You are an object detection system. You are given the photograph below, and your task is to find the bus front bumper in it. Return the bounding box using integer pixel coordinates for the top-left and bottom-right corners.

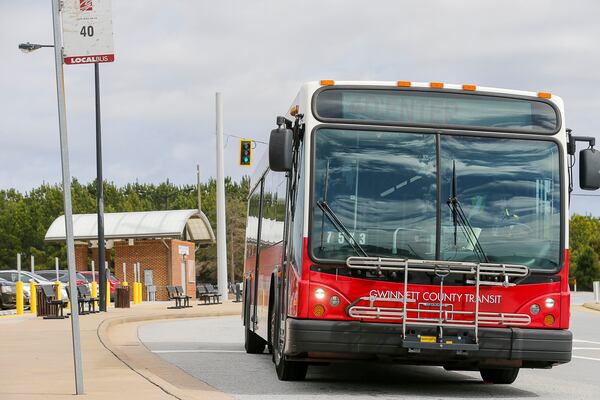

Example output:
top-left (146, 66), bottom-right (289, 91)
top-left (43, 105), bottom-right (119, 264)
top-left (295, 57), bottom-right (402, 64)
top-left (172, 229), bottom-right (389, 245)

top-left (284, 318), bottom-right (572, 368)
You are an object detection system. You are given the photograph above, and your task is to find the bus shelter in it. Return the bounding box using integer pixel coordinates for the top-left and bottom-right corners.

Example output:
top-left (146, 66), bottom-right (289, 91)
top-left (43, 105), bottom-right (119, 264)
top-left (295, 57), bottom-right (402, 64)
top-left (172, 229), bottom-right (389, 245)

top-left (45, 209), bottom-right (215, 300)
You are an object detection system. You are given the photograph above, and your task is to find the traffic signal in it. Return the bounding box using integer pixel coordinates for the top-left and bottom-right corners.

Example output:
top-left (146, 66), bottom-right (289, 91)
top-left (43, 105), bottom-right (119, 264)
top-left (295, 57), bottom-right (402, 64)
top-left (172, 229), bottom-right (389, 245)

top-left (239, 139), bottom-right (252, 166)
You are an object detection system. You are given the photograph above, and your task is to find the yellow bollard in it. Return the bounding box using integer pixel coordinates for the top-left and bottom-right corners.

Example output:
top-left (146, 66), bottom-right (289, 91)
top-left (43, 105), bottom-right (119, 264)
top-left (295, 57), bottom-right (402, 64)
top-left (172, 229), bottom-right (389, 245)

top-left (133, 282), bottom-right (138, 304)
top-left (91, 281), bottom-right (98, 310)
top-left (55, 281), bottom-right (62, 300)
top-left (106, 279), bottom-right (111, 308)
top-left (29, 281), bottom-right (37, 315)
top-left (16, 281), bottom-right (24, 316)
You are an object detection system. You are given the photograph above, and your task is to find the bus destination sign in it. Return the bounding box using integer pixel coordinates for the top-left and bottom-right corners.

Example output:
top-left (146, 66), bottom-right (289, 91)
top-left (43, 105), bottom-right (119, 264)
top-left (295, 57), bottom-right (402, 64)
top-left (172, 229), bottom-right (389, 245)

top-left (61, 0), bottom-right (115, 65)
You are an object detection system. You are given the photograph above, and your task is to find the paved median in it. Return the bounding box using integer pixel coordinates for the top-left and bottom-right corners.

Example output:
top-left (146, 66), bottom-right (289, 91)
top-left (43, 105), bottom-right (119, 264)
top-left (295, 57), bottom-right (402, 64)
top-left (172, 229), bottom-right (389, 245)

top-left (0, 301), bottom-right (241, 400)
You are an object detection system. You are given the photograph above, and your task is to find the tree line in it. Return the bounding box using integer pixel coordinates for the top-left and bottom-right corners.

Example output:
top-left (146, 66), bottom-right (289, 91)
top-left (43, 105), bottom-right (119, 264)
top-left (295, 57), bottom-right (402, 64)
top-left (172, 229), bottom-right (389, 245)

top-left (569, 214), bottom-right (600, 290)
top-left (0, 178), bottom-right (249, 282)
top-left (1, 180), bottom-right (599, 289)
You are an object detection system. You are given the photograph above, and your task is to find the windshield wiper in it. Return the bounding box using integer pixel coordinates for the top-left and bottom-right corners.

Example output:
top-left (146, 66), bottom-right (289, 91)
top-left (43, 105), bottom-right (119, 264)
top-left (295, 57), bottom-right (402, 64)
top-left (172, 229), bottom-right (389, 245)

top-left (447, 160), bottom-right (490, 263)
top-left (317, 200), bottom-right (369, 257)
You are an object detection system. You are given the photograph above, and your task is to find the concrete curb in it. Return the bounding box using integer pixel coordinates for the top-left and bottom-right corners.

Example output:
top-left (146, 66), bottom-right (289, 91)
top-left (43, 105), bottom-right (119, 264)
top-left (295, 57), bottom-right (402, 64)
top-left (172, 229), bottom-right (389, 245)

top-left (582, 302), bottom-right (600, 312)
top-left (98, 305), bottom-right (240, 400)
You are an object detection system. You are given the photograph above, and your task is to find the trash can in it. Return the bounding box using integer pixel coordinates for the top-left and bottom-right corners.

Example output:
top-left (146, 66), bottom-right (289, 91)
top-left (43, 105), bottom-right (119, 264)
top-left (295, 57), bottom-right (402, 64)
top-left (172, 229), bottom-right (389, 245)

top-left (115, 287), bottom-right (130, 308)
top-left (36, 285), bottom-right (59, 317)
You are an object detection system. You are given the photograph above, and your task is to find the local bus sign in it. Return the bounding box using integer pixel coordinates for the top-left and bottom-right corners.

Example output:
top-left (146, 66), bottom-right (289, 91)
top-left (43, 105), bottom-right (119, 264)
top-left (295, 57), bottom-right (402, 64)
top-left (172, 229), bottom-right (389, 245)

top-left (61, 0), bottom-right (115, 65)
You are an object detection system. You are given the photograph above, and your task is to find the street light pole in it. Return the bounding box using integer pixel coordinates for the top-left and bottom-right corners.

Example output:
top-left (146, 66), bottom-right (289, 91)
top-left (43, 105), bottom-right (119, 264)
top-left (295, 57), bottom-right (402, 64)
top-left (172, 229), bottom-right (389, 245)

top-left (95, 62), bottom-right (107, 312)
top-left (50, 0), bottom-right (84, 394)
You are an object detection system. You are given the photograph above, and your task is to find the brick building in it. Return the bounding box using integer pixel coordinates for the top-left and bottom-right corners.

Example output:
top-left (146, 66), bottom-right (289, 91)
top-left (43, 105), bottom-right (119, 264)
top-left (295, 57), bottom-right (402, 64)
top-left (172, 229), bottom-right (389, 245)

top-left (45, 209), bottom-right (215, 301)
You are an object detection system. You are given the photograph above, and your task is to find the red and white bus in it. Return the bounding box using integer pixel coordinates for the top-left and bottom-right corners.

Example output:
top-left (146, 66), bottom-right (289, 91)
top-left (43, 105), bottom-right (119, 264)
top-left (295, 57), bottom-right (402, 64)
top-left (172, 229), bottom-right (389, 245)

top-left (242, 81), bottom-right (600, 383)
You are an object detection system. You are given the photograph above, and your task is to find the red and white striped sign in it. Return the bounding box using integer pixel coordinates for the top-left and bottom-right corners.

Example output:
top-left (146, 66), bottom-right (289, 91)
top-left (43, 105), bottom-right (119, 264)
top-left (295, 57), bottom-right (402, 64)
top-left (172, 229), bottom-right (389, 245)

top-left (61, 0), bottom-right (115, 65)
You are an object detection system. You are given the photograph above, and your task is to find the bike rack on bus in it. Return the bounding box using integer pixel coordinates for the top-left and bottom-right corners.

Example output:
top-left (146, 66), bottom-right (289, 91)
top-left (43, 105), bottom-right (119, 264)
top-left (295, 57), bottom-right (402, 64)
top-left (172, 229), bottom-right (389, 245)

top-left (344, 257), bottom-right (531, 350)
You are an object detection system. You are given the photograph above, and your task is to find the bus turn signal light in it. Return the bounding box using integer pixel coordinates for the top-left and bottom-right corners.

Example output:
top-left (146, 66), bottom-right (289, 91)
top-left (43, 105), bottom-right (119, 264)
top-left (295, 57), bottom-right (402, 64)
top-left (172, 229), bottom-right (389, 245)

top-left (313, 304), bottom-right (326, 317)
top-left (544, 314), bottom-right (555, 326)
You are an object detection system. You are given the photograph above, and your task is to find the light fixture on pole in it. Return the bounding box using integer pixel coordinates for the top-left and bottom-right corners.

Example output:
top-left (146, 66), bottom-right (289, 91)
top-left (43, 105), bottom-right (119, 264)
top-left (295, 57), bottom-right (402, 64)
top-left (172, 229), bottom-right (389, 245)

top-left (18, 42), bottom-right (54, 53)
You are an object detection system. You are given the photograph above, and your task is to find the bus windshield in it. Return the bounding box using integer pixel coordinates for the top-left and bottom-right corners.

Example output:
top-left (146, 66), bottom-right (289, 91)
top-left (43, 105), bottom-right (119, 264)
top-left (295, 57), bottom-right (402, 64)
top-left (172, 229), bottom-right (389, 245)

top-left (310, 128), bottom-right (561, 270)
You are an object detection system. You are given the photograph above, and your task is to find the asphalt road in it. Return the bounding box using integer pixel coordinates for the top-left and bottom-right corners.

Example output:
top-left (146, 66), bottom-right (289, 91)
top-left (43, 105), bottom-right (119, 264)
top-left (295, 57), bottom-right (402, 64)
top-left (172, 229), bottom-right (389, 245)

top-left (139, 293), bottom-right (600, 400)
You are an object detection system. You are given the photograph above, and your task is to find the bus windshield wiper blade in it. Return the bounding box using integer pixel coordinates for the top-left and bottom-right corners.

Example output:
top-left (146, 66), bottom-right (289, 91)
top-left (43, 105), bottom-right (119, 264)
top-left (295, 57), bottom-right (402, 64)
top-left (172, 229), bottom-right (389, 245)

top-left (316, 200), bottom-right (369, 257)
top-left (447, 161), bottom-right (490, 263)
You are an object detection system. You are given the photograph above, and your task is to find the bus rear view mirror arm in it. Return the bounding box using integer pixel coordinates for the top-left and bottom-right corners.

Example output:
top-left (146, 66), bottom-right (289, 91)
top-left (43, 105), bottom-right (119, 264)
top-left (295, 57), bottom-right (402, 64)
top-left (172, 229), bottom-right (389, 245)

top-left (567, 130), bottom-right (600, 191)
top-left (269, 117), bottom-right (293, 172)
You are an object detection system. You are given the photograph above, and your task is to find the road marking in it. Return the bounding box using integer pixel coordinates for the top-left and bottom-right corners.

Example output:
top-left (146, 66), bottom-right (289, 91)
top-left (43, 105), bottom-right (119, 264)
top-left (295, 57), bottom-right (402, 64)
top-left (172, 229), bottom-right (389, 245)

top-left (573, 356), bottom-right (600, 362)
top-left (152, 349), bottom-right (245, 354)
top-left (573, 339), bottom-right (600, 345)
top-left (573, 347), bottom-right (600, 350)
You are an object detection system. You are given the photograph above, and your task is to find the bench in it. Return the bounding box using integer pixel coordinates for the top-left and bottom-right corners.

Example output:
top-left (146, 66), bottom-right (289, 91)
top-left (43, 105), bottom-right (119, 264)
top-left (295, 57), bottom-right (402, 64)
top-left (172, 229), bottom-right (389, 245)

top-left (78, 284), bottom-right (98, 313)
top-left (166, 285), bottom-right (189, 309)
top-left (197, 283), bottom-right (221, 305)
top-left (40, 284), bottom-right (68, 319)
top-left (175, 286), bottom-right (192, 308)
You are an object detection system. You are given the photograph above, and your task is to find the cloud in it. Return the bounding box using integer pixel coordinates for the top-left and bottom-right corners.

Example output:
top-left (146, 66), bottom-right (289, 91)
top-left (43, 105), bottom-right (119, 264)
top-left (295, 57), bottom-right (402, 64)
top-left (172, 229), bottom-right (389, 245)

top-left (0, 0), bottom-right (599, 215)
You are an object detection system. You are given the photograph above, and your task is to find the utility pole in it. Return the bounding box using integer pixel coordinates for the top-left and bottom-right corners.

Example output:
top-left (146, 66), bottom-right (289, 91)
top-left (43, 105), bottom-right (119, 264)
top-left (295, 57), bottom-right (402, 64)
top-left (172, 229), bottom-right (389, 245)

top-left (95, 62), bottom-right (107, 312)
top-left (215, 93), bottom-right (228, 301)
top-left (51, 0), bottom-right (84, 393)
top-left (197, 164), bottom-right (202, 212)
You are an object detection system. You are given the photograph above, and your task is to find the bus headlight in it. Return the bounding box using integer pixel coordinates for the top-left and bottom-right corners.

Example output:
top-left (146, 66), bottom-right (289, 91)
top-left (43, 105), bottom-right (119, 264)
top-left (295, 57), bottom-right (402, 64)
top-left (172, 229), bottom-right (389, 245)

top-left (330, 296), bottom-right (340, 306)
top-left (545, 298), bottom-right (555, 309)
top-left (315, 288), bottom-right (326, 300)
top-left (530, 304), bottom-right (540, 315)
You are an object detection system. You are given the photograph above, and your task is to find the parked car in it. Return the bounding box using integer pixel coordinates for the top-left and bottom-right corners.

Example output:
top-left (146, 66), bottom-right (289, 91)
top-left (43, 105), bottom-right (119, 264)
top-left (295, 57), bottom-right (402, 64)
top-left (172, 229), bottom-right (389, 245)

top-left (79, 271), bottom-right (120, 300)
top-left (0, 277), bottom-right (18, 309)
top-left (36, 270), bottom-right (90, 289)
top-left (0, 270), bottom-right (67, 300)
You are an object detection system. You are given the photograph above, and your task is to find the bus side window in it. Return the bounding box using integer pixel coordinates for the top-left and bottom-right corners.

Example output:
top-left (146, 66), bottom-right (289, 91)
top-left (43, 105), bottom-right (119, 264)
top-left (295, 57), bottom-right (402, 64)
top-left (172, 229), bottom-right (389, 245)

top-left (260, 170), bottom-right (286, 250)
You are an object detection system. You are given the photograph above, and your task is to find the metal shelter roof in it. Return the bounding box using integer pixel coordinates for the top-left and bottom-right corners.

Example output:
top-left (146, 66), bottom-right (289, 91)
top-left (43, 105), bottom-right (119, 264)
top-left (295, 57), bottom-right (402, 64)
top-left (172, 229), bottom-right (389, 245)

top-left (45, 209), bottom-right (215, 244)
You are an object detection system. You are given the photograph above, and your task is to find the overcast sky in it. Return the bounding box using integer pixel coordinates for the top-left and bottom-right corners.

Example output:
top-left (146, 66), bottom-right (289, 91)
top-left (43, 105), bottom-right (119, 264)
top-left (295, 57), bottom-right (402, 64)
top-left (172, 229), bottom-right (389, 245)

top-left (1, 1), bottom-right (599, 215)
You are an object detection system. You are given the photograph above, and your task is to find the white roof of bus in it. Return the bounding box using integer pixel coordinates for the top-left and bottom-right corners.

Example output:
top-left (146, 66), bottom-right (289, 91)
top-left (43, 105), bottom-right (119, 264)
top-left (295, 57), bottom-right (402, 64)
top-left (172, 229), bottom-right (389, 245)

top-left (248, 80), bottom-right (564, 190)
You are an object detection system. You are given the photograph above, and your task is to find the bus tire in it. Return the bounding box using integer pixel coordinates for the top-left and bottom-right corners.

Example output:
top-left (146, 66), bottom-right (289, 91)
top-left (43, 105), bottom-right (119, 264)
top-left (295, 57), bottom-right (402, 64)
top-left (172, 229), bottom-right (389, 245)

top-left (479, 368), bottom-right (519, 384)
top-left (244, 283), bottom-right (266, 354)
top-left (270, 302), bottom-right (308, 381)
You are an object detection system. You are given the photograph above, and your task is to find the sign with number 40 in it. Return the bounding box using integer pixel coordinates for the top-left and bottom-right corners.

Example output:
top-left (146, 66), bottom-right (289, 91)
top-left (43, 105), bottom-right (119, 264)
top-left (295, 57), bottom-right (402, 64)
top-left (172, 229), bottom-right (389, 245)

top-left (61, 0), bottom-right (115, 65)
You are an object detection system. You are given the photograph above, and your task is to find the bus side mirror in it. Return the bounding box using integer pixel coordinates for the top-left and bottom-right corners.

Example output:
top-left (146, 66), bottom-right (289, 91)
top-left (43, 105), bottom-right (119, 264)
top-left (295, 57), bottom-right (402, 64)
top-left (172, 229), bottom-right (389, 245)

top-left (580, 148), bottom-right (600, 190)
top-left (269, 127), bottom-right (293, 172)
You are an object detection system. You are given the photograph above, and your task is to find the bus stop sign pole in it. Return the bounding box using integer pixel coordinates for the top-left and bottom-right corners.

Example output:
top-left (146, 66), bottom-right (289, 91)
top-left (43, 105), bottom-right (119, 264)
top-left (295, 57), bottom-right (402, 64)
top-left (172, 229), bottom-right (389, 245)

top-left (51, 0), bottom-right (84, 394)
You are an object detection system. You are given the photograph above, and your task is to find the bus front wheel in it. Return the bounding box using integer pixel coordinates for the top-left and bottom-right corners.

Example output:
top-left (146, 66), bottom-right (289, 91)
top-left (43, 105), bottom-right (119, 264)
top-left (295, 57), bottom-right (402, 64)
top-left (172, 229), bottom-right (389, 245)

top-left (270, 303), bottom-right (307, 381)
top-left (479, 368), bottom-right (519, 384)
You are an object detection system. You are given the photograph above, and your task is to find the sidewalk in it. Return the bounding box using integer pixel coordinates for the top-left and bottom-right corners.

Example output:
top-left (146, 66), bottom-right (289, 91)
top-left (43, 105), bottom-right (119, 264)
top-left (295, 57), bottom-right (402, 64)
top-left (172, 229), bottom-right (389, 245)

top-left (0, 301), bottom-right (241, 400)
top-left (583, 302), bottom-right (600, 311)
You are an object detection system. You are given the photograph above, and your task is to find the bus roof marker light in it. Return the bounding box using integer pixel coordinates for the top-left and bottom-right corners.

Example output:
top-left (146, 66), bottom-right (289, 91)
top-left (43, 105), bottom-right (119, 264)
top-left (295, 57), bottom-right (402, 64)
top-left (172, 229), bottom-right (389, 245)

top-left (397, 81), bottom-right (412, 87)
top-left (320, 80), bottom-right (335, 86)
top-left (430, 82), bottom-right (444, 88)
top-left (462, 84), bottom-right (476, 91)
top-left (538, 92), bottom-right (552, 99)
